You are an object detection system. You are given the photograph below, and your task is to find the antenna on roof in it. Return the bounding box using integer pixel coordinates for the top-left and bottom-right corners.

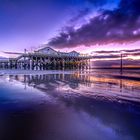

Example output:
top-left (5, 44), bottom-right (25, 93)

top-left (24, 49), bottom-right (27, 54)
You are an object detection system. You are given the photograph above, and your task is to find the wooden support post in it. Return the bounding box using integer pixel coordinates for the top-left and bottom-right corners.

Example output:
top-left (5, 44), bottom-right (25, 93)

top-left (120, 53), bottom-right (123, 75)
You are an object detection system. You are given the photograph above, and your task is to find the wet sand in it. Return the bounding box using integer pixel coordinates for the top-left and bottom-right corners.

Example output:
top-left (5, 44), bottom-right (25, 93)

top-left (0, 69), bottom-right (140, 140)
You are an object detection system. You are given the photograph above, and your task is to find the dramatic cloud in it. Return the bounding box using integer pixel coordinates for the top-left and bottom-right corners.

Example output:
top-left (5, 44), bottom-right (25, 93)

top-left (132, 53), bottom-right (140, 56)
top-left (93, 55), bottom-right (120, 59)
top-left (92, 49), bottom-right (140, 59)
top-left (93, 49), bottom-right (140, 54)
top-left (93, 50), bottom-right (120, 54)
top-left (48, 0), bottom-right (140, 49)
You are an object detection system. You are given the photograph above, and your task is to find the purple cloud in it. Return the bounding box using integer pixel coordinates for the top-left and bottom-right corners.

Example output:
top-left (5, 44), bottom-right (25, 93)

top-left (48, 0), bottom-right (140, 49)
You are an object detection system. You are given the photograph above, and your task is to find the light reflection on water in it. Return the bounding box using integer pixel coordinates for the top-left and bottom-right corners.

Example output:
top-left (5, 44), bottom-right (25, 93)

top-left (0, 69), bottom-right (140, 140)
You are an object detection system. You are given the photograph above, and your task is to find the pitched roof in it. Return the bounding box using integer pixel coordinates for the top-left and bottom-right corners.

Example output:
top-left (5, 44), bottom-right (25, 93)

top-left (38, 47), bottom-right (57, 52)
top-left (69, 51), bottom-right (79, 54)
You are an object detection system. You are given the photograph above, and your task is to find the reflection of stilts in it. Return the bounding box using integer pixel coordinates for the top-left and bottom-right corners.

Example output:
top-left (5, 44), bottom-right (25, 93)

top-left (14, 73), bottom-right (92, 90)
top-left (24, 75), bottom-right (27, 90)
top-left (119, 78), bottom-right (123, 92)
top-left (120, 53), bottom-right (123, 75)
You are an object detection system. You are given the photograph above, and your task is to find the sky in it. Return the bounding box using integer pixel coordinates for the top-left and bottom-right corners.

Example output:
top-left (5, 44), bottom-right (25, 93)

top-left (0, 0), bottom-right (140, 67)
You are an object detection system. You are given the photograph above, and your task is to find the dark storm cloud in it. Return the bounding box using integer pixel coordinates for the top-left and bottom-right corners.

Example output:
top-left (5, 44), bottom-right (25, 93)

top-left (93, 55), bottom-right (120, 59)
top-left (48, 0), bottom-right (140, 48)
top-left (94, 49), bottom-right (140, 54)
top-left (129, 52), bottom-right (140, 56)
top-left (93, 50), bottom-right (120, 54)
top-left (93, 52), bottom-right (140, 59)
top-left (92, 48), bottom-right (140, 59)
top-left (122, 49), bottom-right (140, 53)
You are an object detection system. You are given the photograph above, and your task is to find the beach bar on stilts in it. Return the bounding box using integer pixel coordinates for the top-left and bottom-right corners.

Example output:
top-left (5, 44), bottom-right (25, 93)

top-left (0, 46), bottom-right (91, 70)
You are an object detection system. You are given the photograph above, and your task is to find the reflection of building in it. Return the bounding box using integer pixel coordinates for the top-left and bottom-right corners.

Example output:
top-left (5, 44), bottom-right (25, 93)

top-left (12, 73), bottom-right (91, 89)
top-left (0, 47), bottom-right (91, 70)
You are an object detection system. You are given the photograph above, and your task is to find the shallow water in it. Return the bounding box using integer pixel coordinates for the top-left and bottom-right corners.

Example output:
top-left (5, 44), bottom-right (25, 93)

top-left (0, 69), bottom-right (140, 140)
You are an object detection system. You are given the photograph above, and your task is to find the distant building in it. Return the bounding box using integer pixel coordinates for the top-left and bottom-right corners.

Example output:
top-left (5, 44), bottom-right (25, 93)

top-left (69, 51), bottom-right (80, 57)
top-left (35, 46), bottom-right (80, 57)
top-left (0, 45), bottom-right (91, 70)
top-left (36, 47), bottom-right (58, 55)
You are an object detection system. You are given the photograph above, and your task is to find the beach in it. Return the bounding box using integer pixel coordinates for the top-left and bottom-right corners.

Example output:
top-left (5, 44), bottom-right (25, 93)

top-left (0, 69), bottom-right (140, 140)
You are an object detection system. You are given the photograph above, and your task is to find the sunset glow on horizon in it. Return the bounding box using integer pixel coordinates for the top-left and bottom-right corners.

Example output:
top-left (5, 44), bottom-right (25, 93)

top-left (0, 0), bottom-right (139, 67)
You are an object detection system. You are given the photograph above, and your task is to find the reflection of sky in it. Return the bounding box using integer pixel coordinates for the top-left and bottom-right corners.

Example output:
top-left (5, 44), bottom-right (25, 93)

top-left (5, 70), bottom-right (140, 103)
top-left (0, 75), bottom-right (52, 107)
top-left (0, 72), bottom-right (140, 140)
